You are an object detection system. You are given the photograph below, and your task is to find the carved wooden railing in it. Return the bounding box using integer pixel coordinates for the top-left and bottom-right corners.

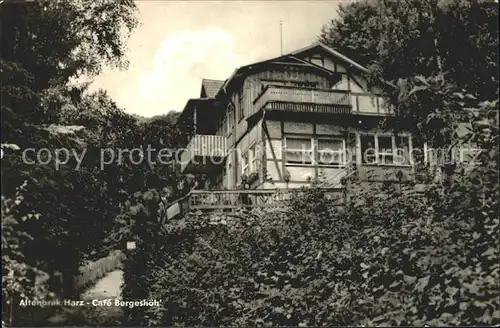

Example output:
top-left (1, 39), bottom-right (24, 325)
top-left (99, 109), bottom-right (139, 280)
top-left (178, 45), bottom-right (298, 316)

top-left (188, 188), bottom-right (344, 210)
top-left (252, 85), bottom-right (396, 116)
top-left (253, 85), bottom-right (352, 114)
top-left (184, 134), bottom-right (227, 157)
top-left (179, 134), bottom-right (227, 171)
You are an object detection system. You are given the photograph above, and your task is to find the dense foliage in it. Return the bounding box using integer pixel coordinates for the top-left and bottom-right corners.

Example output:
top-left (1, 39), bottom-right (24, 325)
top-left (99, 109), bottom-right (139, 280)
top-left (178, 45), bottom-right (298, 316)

top-left (2, 0), bottom-right (498, 326)
top-left (320, 0), bottom-right (498, 146)
top-left (120, 0), bottom-right (499, 326)
top-left (0, 0), bottom-right (175, 325)
top-left (320, 0), bottom-right (498, 100)
top-left (121, 99), bottom-right (498, 326)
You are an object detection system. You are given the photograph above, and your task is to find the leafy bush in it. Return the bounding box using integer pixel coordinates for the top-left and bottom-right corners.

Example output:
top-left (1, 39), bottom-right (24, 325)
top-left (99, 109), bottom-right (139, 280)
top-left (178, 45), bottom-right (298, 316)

top-left (122, 102), bottom-right (498, 326)
top-left (2, 181), bottom-right (49, 326)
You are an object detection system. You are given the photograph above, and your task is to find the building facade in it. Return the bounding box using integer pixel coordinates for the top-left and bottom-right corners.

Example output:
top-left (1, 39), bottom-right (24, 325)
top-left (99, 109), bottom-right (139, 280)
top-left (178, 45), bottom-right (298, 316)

top-left (176, 42), bottom-right (416, 191)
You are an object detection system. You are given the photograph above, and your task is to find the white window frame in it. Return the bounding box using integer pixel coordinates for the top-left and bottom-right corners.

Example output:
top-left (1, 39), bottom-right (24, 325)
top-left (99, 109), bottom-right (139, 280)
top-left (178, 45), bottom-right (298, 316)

top-left (248, 143), bottom-right (258, 173)
top-left (394, 135), bottom-right (412, 166)
top-left (241, 153), bottom-right (249, 175)
top-left (376, 135), bottom-right (395, 165)
top-left (360, 133), bottom-right (412, 167)
top-left (284, 136), bottom-right (314, 165)
top-left (226, 155), bottom-right (233, 188)
top-left (360, 134), bottom-right (377, 165)
top-left (238, 91), bottom-right (244, 122)
top-left (317, 137), bottom-right (347, 167)
top-left (226, 105), bottom-right (234, 134)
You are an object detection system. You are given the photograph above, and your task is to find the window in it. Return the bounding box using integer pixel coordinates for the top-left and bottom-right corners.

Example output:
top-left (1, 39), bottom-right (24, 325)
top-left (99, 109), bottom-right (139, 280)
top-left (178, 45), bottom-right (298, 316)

top-left (285, 137), bottom-right (314, 164)
top-left (252, 143), bottom-right (263, 173)
top-left (360, 134), bottom-right (411, 166)
top-left (248, 148), bottom-right (254, 173)
top-left (227, 104), bottom-right (234, 133)
top-left (221, 116), bottom-right (227, 136)
top-left (248, 145), bottom-right (257, 173)
top-left (360, 135), bottom-right (376, 164)
top-left (395, 135), bottom-right (410, 165)
top-left (317, 139), bottom-right (346, 166)
top-left (241, 153), bottom-right (249, 175)
top-left (238, 91), bottom-right (244, 122)
top-left (377, 135), bottom-right (393, 164)
top-left (227, 156), bottom-right (233, 188)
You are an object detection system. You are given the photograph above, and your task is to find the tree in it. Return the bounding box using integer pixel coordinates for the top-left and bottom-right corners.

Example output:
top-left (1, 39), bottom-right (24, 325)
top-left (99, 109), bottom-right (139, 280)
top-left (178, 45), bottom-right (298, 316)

top-left (1, 0), bottom-right (139, 324)
top-left (319, 0), bottom-right (498, 146)
top-left (119, 99), bottom-right (499, 327)
top-left (118, 1), bottom-right (498, 326)
top-left (319, 1), bottom-right (380, 67)
top-left (1, 0), bottom-right (138, 125)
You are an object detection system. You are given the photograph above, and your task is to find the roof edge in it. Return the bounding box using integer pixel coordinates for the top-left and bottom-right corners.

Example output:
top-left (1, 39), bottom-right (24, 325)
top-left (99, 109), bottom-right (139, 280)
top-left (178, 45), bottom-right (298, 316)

top-left (215, 42), bottom-right (369, 97)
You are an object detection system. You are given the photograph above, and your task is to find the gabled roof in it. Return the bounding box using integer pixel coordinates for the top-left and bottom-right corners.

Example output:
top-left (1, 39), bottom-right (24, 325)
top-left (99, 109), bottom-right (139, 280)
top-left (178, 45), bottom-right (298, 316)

top-left (216, 41), bottom-right (369, 97)
top-left (286, 41), bottom-right (368, 72)
top-left (201, 79), bottom-right (224, 98)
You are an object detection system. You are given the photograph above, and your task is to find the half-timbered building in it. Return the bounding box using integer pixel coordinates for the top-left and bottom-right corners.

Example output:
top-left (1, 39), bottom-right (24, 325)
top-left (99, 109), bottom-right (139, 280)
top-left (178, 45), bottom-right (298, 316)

top-left (176, 42), bottom-right (414, 196)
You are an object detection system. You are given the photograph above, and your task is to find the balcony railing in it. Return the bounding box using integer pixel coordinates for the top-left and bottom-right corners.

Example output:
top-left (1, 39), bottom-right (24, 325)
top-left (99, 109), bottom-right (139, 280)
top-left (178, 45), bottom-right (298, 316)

top-left (188, 188), bottom-right (344, 210)
top-left (253, 85), bottom-right (395, 116)
top-left (351, 93), bottom-right (395, 116)
top-left (179, 134), bottom-right (227, 172)
top-left (186, 134), bottom-right (227, 157)
top-left (253, 85), bottom-right (352, 114)
top-left (159, 188), bottom-right (346, 223)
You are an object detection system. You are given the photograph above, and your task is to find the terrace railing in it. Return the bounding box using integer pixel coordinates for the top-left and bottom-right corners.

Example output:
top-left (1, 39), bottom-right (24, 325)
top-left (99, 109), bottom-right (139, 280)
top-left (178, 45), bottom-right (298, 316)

top-left (179, 134), bottom-right (227, 172)
top-left (253, 85), bottom-right (352, 114)
top-left (184, 134), bottom-right (227, 157)
top-left (188, 188), bottom-right (344, 210)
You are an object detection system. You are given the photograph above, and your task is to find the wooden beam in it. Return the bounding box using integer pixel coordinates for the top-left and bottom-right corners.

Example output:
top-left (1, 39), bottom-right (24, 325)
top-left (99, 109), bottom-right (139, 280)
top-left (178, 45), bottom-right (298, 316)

top-left (263, 120), bottom-right (283, 181)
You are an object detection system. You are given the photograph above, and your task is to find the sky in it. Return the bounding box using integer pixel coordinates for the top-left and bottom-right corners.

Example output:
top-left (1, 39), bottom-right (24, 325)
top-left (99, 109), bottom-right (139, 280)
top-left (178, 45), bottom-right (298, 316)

top-left (90, 0), bottom-right (347, 117)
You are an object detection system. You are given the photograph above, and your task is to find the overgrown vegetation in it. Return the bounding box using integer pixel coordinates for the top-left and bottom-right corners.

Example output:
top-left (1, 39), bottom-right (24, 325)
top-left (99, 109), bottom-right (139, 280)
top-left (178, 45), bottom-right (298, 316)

top-left (121, 100), bottom-right (498, 326)
top-left (2, 0), bottom-right (498, 326)
top-left (1, 0), bottom-right (188, 325)
top-left (121, 0), bottom-right (499, 326)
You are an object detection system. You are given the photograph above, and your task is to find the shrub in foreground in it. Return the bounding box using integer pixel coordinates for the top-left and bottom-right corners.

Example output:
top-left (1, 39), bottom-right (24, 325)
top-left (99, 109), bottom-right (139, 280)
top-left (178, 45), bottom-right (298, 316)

top-left (122, 171), bottom-right (499, 326)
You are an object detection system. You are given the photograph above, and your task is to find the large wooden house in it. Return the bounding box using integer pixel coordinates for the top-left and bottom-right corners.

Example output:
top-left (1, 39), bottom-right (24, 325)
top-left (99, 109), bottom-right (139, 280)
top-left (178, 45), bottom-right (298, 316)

top-left (176, 42), bottom-right (415, 194)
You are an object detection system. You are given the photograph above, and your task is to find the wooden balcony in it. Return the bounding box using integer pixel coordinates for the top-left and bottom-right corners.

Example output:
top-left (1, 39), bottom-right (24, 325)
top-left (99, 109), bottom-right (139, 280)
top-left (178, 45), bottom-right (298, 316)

top-left (188, 188), bottom-right (345, 210)
top-left (253, 85), bottom-right (352, 114)
top-left (179, 134), bottom-right (227, 173)
top-left (253, 85), bottom-right (395, 116)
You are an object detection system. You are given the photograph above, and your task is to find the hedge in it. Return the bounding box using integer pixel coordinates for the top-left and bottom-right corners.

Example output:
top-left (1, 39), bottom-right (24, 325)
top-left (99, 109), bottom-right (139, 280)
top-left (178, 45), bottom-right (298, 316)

top-left (121, 173), bottom-right (499, 326)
